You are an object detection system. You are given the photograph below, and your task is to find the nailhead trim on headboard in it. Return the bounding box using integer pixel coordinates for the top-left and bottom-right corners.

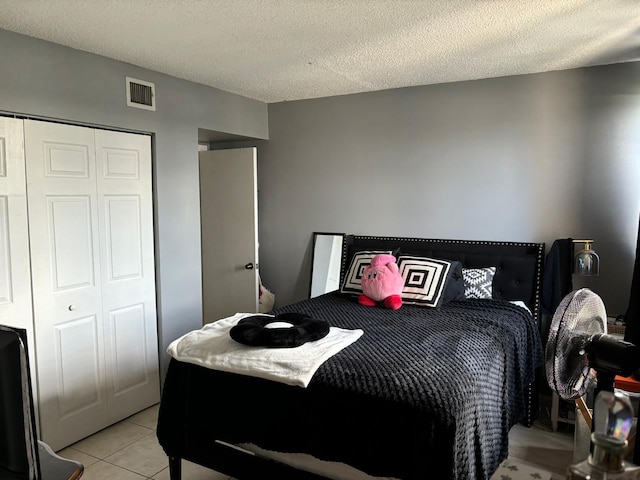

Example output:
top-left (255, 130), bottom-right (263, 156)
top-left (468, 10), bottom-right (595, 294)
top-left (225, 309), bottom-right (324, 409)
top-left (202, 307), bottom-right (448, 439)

top-left (342, 235), bottom-right (544, 318)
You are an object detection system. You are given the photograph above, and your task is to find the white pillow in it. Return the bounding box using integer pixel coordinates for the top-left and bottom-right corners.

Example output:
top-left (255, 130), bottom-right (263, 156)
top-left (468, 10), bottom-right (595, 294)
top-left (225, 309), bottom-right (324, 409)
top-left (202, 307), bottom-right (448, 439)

top-left (462, 267), bottom-right (496, 299)
top-left (397, 255), bottom-right (452, 308)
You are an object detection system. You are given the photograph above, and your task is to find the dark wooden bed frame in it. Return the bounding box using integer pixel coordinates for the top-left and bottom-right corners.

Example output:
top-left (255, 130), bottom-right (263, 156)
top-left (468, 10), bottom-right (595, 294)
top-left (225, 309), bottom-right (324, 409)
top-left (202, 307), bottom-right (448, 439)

top-left (160, 235), bottom-right (546, 480)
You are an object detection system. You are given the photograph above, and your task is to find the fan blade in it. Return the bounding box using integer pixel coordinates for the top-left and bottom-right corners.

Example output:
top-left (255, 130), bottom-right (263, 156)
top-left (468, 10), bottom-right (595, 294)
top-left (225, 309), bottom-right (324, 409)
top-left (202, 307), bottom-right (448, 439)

top-left (546, 288), bottom-right (607, 400)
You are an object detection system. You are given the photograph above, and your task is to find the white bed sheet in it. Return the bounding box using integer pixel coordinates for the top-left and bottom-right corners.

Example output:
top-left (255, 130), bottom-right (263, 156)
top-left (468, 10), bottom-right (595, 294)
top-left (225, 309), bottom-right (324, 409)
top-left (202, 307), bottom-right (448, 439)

top-left (167, 313), bottom-right (363, 387)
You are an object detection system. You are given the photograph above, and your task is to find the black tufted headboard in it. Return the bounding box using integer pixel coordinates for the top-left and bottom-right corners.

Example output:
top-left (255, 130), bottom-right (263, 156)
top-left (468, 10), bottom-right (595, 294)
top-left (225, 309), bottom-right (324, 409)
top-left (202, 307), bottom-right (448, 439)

top-left (341, 235), bottom-right (546, 324)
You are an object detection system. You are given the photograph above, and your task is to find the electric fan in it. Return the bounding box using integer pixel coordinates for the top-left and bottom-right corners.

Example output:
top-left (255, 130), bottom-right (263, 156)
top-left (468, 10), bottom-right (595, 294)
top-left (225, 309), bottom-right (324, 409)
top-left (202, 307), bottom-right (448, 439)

top-left (546, 288), bottom-right (606, 401)
top-left (546, 288), bottom-right (640, 405)
top-left (545, 288), bottom-right (640, 477)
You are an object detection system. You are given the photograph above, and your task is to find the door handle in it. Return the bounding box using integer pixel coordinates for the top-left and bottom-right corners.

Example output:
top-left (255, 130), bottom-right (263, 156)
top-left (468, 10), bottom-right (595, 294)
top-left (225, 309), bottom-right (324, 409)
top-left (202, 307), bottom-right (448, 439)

top-left (245, 263), bottom-right (254, 270)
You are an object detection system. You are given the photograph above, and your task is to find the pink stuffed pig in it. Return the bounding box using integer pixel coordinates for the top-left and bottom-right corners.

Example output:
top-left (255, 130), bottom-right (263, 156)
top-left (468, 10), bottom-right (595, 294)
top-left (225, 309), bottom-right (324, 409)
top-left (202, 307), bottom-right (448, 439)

top-left (358, 254), bottom-right (403, 310)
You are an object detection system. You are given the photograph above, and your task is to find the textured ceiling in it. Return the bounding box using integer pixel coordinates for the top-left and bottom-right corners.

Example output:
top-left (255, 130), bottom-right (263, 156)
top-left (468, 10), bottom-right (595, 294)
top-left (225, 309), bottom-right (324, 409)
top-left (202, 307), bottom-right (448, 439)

top-left (0, 0), bottom-right (639, 103)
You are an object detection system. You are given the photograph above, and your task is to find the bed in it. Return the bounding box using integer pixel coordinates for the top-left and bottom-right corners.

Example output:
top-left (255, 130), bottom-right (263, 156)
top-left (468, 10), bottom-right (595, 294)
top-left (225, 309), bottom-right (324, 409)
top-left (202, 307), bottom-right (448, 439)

top-left (156, 235), bottom-right (545, 480)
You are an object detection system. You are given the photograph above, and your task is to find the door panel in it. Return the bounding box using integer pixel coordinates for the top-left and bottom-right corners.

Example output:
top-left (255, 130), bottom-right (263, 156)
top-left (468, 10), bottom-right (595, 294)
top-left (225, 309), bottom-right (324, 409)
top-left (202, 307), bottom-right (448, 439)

top-left (0, 197), bottom-right (11, 302)
top-left (109, 303), bottom-right (149, 394)
top-left (0, 120), bottom-right (29, 309)
top-left (95, 129), bottom-right (159, 422)
top-left (54, 315), bottom-right (102, 417)
top-left (48, 196), bottom-right (95, 290)
top-left (0, 118), bottom-right (36, 410)
top-left (199, 148), bottom-right (259, 323)
top-left (45, 143), bottom-right (90, 177)
top-left (25, 120), bottom-right (106, 450)
top-left (25, 121), bottom-right (158, 450)
top-left (103, 196), bottom-right (142, 280)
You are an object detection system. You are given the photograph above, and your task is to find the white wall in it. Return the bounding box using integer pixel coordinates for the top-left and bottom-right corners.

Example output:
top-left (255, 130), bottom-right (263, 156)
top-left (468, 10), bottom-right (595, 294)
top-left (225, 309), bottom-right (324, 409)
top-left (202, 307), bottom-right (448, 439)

top-left (258, 63), bottom-right (640, 316)
top-left (0, 29), bottom-right (269, 378)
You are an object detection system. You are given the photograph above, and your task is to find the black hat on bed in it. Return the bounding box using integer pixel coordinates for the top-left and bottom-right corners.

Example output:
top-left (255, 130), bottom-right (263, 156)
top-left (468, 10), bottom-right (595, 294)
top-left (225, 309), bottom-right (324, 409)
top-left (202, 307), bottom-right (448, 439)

top-left (230, 312), bottom-right (330, 348)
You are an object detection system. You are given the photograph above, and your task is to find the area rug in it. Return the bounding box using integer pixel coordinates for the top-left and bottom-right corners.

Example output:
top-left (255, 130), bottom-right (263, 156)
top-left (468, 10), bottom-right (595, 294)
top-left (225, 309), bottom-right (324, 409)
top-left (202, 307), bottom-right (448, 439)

top-left (490, 458), bottom-right (554, 480)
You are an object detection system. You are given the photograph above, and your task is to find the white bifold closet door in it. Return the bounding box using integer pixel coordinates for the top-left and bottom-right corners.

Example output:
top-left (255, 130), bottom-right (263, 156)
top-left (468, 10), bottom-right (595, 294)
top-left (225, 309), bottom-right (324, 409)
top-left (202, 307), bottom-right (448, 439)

top-left (0, 118), bottom-right (36, 385)
top-left (24, 120), bottom-right (159, 451)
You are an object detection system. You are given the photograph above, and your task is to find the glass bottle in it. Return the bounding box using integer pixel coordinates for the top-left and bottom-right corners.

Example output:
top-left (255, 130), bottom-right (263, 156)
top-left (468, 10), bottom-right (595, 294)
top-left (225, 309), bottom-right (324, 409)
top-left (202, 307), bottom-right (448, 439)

top-left (567, 391), bottom-right (640, 479)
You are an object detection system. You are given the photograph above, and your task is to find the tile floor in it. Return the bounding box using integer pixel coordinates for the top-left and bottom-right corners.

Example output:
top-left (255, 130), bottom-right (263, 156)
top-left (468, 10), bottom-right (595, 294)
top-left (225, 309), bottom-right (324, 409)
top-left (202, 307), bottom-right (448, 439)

top-left (56, 402), bottom-right (575, 480)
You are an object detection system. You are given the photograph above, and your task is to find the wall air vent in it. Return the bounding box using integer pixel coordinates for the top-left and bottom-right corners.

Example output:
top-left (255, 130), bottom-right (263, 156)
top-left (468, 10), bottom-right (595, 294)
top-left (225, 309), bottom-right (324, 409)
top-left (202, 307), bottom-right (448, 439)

top-left (126, 76), bottom-right (156, 111)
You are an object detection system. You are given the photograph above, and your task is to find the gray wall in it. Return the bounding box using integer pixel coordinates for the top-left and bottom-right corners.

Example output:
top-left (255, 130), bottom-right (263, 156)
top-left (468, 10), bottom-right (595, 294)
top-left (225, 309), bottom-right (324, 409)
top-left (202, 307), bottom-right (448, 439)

top-left (4, 27), bottom-right (639, 378)
top-left (258, 63), bottom-right (640, 316)
top-left (0, 29), bottom-right (269, 378)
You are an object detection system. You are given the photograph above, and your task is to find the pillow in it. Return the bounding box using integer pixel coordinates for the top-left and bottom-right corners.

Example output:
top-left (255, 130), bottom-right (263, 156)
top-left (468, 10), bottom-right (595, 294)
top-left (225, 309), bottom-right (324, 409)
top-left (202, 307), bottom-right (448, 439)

top-left (393, 249), bottom-right (464, 305)
top-left (462, 267), bottom-right (496, 299)
top-left (442, 260), bottom-right (465, 303)
top-left (396, 255), bottom-right (452, 308)
top-left (341, 250), bottom-right (391, 296)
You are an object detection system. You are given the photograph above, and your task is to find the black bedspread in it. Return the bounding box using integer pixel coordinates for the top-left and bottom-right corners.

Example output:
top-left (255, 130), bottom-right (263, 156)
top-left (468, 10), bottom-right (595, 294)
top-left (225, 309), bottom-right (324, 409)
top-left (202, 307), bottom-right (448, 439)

top-left (157, 292), bottom-right (543, 480)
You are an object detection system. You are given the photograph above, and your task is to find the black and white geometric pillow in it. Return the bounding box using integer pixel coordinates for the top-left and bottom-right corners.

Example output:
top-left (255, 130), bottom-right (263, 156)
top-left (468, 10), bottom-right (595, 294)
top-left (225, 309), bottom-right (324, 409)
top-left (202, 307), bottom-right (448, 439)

top-left (340, 250), bottom-right (391, 296)
top-left (397, 255), bottom-right (452, 308)
top-left (462, 267), bottom-right (496, 299)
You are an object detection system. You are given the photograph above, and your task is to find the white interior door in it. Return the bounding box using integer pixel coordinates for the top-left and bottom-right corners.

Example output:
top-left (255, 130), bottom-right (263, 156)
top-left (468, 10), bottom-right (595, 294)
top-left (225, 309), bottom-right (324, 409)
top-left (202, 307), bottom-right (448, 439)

top-left (25, 120), bottom-right (159, 450)
top-left (199, 147), bottom-right (259, 323)
top-left (94, 129), bottom-right (159, 421)
top-left (0, 118), bottom-right (37, 395)
top-left (25, 120), bottom-right (107, 450)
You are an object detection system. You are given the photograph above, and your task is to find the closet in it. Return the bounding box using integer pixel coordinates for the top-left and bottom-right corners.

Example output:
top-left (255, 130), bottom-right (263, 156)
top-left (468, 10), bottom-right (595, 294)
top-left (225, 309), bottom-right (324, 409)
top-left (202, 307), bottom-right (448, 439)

top-left (0, 117), bottom-right (159, 451)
